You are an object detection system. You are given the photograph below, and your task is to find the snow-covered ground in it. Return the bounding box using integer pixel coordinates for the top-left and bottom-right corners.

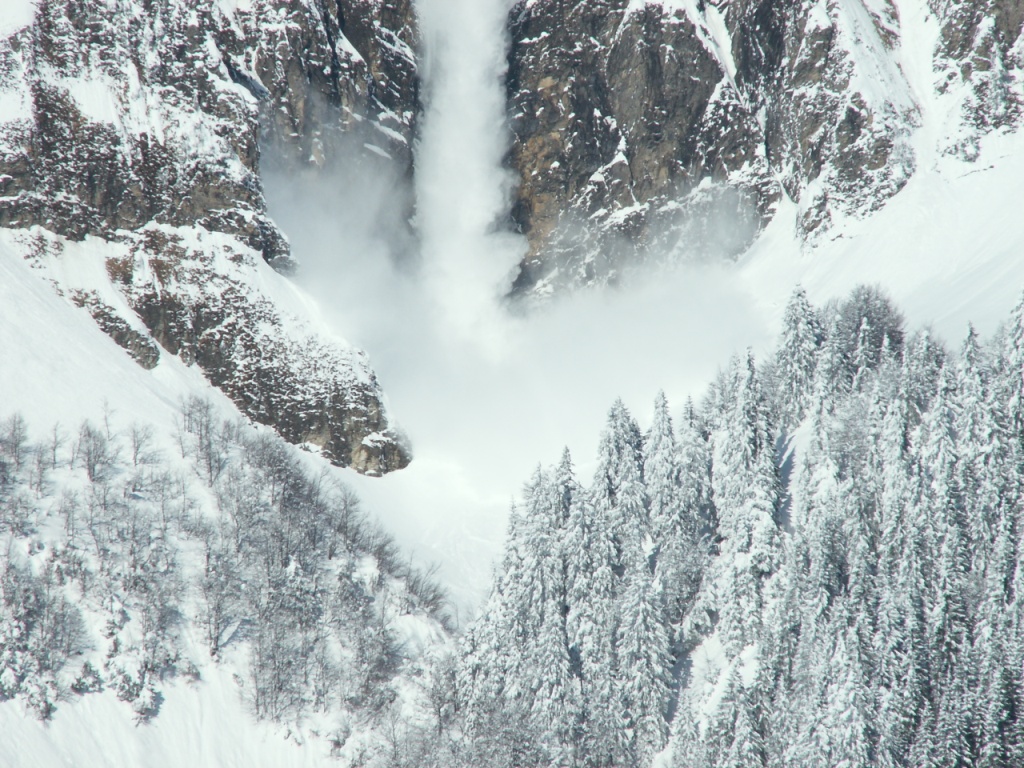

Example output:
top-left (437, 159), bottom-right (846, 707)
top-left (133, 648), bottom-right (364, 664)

top-left (0, 665), bottom-right (341, 768)
top-left (743, 128), bottom-right (1024, 343)
top-left (0, 237), bottom-right (448, 766)
top-left (2, 0), bottom-right (1024, 760)
top-left (0, 245), bottom-right (322, 766)
top-left (0, 237), bottom-right (202, 433)
top-left (0, 0), bottom-right (34, 38)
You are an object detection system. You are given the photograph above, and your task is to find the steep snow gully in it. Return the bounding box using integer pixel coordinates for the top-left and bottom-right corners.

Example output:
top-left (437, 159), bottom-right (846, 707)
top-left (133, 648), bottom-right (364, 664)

top-left (269, 0), bottom-right (770, 608)
top-left (270, 0), bottom-right (1024, 608)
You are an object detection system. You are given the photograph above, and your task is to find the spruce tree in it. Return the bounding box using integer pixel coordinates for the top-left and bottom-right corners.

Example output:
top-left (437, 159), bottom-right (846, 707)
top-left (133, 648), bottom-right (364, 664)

top-left (646, 393), bottom-right (708, 634)
top-left (704, 352), bottom-right (781, 655)
top-left (775, 286), bottom-right (824, 429)
top-left (592, 400), bottom-right (647, 576)
top-left (646, 391), bottom-right (682, 570)
top-left (616, 568), bottom-right (670, 765)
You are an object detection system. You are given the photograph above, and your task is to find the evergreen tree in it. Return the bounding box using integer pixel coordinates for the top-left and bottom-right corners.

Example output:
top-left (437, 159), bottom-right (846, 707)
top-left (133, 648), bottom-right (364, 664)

top-left (669, 713), bottom-right (709, 768)
top-left (954, 324), bottom-right (1005, 568)
top-left (1001, 291), bottom-right (1024, 449)
top-left (592, 400), bottom-right (647, 576)
top-left (704, 352), bottom-right (781, 655)
top-left (530, 591), bottom-right (578, 762)
top-left (646, 391), bottom-right (682, 569)
top-left (852, 316), bottom-right (875, 391)
top-left (978, 651), bottom-right (1024, 768)
top-left (810, 317), bottom-right (848, 418)
top-left (616, 568), bottom-right (670, 765)
top-left (646, 393), bottom-right (708, 632)
top-left (825, 624), bottom-right (872, 768)
top-left (565, 483), bottom-right (621, 765)
top-left (514, 468), bottom-right (557, 645)
top-left (933, 670), bottom-right (973, 768)
top-left (775, 286), bottom-right (824, 428)
top-left (903, 328), bottom-right (947, 416)
top-left (708, 667), bottom-right (765, 768)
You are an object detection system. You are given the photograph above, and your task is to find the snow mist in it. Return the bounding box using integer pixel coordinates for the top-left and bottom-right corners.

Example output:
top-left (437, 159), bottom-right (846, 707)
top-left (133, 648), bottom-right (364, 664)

top-left (263, 0), bottom-right (776, 610)
top-left (414, 0), bottom-right (524, 348)
top-left (251, 24), bottom-right (1024, 610)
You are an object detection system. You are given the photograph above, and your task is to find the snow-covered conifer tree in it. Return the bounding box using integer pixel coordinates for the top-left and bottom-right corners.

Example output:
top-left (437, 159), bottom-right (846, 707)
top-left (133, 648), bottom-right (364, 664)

top-left (707, 667), bottom-right (764, 768)
top-left (646, 391), bottom-right (682, 568)
top-left (669, 714), bottom-right (708, 768)
top-left (652, 396), bottom-right (710, 629)
top-left (954, 325), bottom-right (1005, 562)
top-left (703, 352), bottom-right (781, 655)
top-left (810, 318), bottom-right (848, 418)
top-left (775, 286), bottom-right (823, 429)
top-left (616, 567), bottom-right (670, 765)
top-left (852, 316), bottom-right (875, 391)
top-left (592, 400), bottom-right (647, 576)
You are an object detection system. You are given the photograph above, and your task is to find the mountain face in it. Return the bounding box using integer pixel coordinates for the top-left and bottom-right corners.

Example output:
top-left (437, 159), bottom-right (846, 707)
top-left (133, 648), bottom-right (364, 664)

top-left (0, 0), bottom-right (417, 473)
top-left (2, 0), bottom-right (1021, 465)
top-left (0, 0), bottom-right (418, 246)
top-left (506, 0), bottom-right (1024, 295)
top-left (3, 0), bottom-right (1024, 764)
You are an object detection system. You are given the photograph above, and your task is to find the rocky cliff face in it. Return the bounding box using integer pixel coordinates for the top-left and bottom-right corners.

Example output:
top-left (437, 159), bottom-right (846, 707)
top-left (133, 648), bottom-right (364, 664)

top-left (507, 0), bottom-right (777, 294)
top-left (2, 0), bottom-right (1021, 434)
top-left (931, 0), bottom-right (1024, 156)
top-left (506, 0), bottom-right (1024, 295)
top-left (0, 0), bottom-right (416, 473)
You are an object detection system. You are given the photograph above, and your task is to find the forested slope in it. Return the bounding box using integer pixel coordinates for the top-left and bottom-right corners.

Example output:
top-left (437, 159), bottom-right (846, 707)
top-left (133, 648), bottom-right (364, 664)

top-left (0, 398), bottom-right (449, 766)
top-left (453, 285), bottom-right (1024, 767)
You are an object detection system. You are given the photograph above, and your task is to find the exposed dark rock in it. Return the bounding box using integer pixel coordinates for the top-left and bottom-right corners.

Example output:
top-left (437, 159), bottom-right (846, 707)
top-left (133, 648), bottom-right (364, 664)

top-left (70, 291), bottom-right (162, 370)
top-left (508, 0), bottom-right (779, 293)
top-left (124, 237), bottom-right (412, 474)
top-left (0, 0), bottom-right (417, 258)
top-left (930, 0), bottom-right (1024, 158)
top-left (506, 0), bottom-right (1024, 295)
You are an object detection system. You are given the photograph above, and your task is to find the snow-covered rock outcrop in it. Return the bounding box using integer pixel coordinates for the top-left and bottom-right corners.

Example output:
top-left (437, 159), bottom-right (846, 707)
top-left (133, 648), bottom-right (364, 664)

top-left (506, 0), bottom-right (1024, 295)
top-left (0, 0), bottom-right (416, 473)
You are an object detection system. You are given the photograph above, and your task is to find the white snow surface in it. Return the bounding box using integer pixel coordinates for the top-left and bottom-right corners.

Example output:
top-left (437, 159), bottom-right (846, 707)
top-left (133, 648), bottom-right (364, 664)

top-left (0, 666), bottom-right (341, 768)
top-left (3, 0), bottom-right (1024, 759)
top-left (742, 128), bottom-right (1024, 342)
top-left (0, 0), bottom-right (35, 37)
top-left (0, 239), bottom-right (199, 432)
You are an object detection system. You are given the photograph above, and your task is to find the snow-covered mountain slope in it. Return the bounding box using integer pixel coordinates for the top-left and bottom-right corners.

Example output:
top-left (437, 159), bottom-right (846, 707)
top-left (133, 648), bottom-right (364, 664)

top-left (0, 237), bottom-right (450, 766)
top-left (0, 4), bottom-right (438, 761)
top-left (0, 665), bottom-right (377, 768)
top-left (3, 0), bottom-right (1024, 762)
top-left (0, 0), bottom-right (414, 472)
top-left (506, 0), bottom-right (1024, 295)
top-left (0, 221), bottom-right (409, 474)
top-left (742, 126), bottom-right (1024, 341)
top-left (0, 231), bottom-right (249, 440)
